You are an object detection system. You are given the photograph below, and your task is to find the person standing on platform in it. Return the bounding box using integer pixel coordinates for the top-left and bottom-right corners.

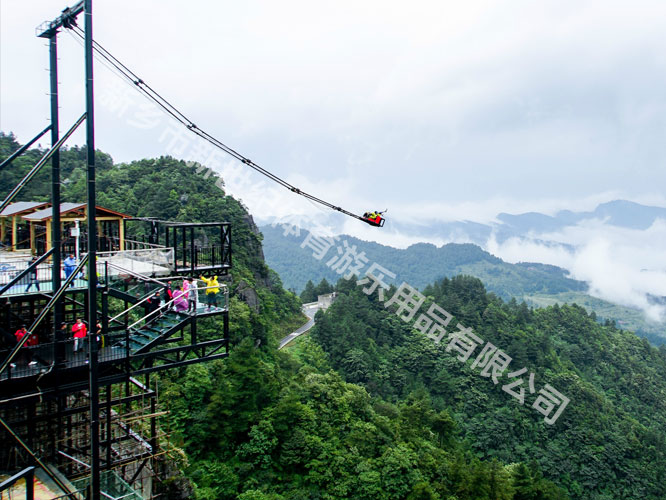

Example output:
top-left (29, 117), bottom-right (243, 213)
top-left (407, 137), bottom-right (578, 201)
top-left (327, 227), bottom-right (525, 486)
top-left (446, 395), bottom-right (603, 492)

top-left (162, 281), bottom-right (174, 310)
top-left (26, 330), bottom-right (39, 365)
top-left (173, 285), bottom-right (188, 312)
top-left (72, 318), bottom-right (87, 354)
top-left (25, 256), bottom-right (40, 292)
top-left (187, 277), bottom-right (198, 314)
top-left (183, 276), bottom-right (190, 300)
top-left (64, 254), bottom-right (77, 285)
top-left (95, 322), bottom-right (104, 350)
top-left (199, 275), bottom-right (220, 311)
top-left (11, 325), bottom-right (37, 367)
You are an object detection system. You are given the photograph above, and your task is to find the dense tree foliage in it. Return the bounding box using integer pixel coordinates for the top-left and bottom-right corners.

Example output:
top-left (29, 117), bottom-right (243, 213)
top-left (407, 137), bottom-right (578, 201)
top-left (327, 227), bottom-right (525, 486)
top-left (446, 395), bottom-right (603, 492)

top-left (5, 134), bottom-right (663, 499)
top-left (309, 275), bottom-right (666, 499)
top-left (300, 278), bottom-right (335, 303)
top-left (160, 334), bottom-right (567, 500)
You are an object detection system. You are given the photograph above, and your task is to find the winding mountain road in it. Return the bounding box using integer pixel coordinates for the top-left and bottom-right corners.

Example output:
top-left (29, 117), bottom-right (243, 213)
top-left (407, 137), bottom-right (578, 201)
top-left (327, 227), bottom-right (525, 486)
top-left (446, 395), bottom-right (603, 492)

top-left (278, 302), bottom-right (322, 349)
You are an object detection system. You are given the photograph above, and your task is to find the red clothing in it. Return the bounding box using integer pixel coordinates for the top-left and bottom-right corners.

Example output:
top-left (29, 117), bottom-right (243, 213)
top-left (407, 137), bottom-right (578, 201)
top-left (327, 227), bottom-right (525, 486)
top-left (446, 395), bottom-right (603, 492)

top-left (72, 322), bottom-right (87, 338)
top-left (14, 329), bottom-right (27, 343)
top-left (14, 329), bottom-right (37, 346)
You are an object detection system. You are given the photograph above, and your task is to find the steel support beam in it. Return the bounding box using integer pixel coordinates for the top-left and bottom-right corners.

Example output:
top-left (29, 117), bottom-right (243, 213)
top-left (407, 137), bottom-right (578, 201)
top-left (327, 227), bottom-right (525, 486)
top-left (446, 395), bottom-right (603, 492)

top-left (83, 2), bottom-right (100, 497)
top-left (0, 113), bottom-right (86, 214)
top-left (49, 29), bottom-right (64, 341)
top-left (0, 125), bottom-right (51, 171)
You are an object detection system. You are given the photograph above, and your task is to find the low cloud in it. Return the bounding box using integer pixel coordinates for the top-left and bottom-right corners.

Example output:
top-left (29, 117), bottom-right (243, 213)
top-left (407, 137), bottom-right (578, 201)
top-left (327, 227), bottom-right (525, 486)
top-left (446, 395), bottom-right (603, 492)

top-left (487, 218), bottom-right (666, 322)
top-left (225, 158), bottom-right (666, 324)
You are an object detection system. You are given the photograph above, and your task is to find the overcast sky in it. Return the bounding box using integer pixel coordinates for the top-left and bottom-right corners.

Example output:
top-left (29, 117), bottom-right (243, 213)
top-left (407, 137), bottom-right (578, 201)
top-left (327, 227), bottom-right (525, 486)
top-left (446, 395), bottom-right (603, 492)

top-left (3, 1), bottom-right (666, 321)
top-left (2, 0), bottom-right (666, 223)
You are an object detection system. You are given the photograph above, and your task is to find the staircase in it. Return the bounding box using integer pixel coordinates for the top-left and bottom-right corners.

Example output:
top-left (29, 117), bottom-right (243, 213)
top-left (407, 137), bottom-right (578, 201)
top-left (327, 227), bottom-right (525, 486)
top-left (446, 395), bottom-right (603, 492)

top-left (106, 264), bottom-right (164, 305)
top-left (105, 263), bottom-right (227, 355)
top-left (121, 309), bottom-right (189, 354)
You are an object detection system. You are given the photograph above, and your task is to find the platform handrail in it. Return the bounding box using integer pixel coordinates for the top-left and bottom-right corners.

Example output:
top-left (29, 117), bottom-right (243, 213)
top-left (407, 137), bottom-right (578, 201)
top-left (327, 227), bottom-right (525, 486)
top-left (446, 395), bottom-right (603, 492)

top-left (109, 289), bottom-right (159, 324)
top-left (0, 248), bottom-right (54, 296)
top-left (105, 261), bottom-right (167, 287)
top-left (0, 255), bottom-right (88, 376)
top-left (126, 284), bottom-right (227, 330)
top-left (122, 238), bottom-right (166, 249)
top-left (0, 418), bottom-right (77, 500)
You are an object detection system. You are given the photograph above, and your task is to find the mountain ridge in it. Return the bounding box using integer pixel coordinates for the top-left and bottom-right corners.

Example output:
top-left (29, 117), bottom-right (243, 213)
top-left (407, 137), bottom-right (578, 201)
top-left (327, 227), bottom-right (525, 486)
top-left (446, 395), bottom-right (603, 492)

top-left (260, 224), bottom-right (585, 297)
top-left (260, 223), bottom-right (666, 344)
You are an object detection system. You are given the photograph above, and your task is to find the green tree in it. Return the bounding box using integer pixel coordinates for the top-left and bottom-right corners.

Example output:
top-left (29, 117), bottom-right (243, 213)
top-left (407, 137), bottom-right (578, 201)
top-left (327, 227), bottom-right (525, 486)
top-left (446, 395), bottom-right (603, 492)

top-left (407, 482), bottom-right (440, 500)
top-left (300, 280), bottom-right (317, 303)
top-left (512, 463), bottom-right (535, 500)
top-left (314, 277), bottom-right (334, 296)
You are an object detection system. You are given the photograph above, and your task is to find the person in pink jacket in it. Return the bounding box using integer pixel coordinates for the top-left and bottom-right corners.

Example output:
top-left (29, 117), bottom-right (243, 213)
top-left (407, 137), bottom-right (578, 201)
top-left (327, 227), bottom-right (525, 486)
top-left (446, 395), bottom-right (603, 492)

top-left (172, 286), bottom-right (188, 312)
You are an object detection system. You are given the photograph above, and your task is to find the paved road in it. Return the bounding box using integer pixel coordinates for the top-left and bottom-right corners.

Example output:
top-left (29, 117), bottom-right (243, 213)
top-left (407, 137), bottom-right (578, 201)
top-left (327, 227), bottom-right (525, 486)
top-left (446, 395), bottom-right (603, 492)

top-left (278, 302), bottom-right (322, 349)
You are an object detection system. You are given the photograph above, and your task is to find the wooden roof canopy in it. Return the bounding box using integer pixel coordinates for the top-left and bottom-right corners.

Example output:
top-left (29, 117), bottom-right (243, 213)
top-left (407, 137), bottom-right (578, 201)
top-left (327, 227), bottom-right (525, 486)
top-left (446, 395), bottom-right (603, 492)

top-left (20, 203), bottom-right (130, 221)
top-left (1, 202), bottom-right (131, 254)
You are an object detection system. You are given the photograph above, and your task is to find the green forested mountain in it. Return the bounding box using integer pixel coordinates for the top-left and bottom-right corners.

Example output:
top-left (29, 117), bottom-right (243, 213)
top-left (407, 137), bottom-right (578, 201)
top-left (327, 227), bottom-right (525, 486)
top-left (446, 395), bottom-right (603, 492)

top-left (260, 223), bottom-right (585, 297)
top-left (525, 292), bottom-right (666, 347)
top-left (260, 224), bottom-right (666, 345)
top-left (2, 133), bottom-right (563, 499)
top-left (1, 132), bottom-right (264, 274)
top-left (3, 133), bottom-right (665, 499)
top-left (308, 276), bottom-right (666, 499)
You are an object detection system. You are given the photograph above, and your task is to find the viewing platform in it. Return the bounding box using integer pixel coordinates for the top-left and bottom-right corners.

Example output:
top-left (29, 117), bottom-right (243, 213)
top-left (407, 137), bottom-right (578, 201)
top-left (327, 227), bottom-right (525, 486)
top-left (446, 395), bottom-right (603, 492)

top-left (1, 299), bottom-right (228, 385)
top-left (1, 217), bottom-right (232, 392)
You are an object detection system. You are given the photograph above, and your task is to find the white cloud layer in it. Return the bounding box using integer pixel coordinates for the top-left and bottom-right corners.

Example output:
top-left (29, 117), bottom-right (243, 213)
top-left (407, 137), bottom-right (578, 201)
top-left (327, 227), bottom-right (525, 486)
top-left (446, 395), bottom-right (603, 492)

top-left (3, 0), bottom-right (666, 206)
top-left (487, 218), bottom-right (666, 322)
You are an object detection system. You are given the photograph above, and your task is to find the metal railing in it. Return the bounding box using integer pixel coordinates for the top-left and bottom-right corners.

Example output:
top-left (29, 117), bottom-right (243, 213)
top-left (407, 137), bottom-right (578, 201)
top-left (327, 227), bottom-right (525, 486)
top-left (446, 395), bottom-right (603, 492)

top-left (0, 419), bottom-right (78, 500)
top-left (175, 244), bottom-right (230, 272)
top-left (122, 238), bottom-right (166, 250)
top-left (0, 333), bottom-right (144, 381)
top-left (108, 290), bottom-right (160, 325)
top-left (97, 247), bottom-right (174, 274)
top-left (0, 250), bottom-right (173, 293)
top-left (0, 255), bottom-right (105, 292)
top-left (0, 466), bottom-right (35, 500)
top-left (71, 470), bottom-right (143, 500)
top-left (125, 285), bottom-right (229, 330)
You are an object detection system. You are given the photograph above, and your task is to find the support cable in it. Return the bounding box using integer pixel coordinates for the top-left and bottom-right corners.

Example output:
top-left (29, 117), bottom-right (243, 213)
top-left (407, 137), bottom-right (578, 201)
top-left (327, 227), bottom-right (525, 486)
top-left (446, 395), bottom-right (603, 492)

top-left (67, 27), bottom-right (372, 223)
top-left (0, 124), bottom-right (52, 171)
top-left (0, 113), bottom-right (86, 214)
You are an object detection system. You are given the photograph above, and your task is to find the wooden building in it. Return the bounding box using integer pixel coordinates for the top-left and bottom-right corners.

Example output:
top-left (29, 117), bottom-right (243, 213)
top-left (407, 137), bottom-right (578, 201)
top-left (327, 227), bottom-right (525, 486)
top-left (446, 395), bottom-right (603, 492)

top-left (0, 201), bottom-right (130, 255)
top-left (0, 201), bottom-right (50, 251)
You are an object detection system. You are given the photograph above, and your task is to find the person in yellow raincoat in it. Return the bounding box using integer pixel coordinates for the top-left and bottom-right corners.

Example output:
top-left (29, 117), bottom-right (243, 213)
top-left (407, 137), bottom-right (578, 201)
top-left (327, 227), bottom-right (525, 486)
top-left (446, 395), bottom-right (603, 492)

top-left (199, 275), bottom-right (220, 311)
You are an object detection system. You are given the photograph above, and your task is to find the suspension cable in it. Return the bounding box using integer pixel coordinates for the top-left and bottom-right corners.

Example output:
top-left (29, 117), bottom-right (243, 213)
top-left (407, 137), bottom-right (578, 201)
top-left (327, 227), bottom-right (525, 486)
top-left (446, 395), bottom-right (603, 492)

top-left (67, 26), bottom-right (374, 224)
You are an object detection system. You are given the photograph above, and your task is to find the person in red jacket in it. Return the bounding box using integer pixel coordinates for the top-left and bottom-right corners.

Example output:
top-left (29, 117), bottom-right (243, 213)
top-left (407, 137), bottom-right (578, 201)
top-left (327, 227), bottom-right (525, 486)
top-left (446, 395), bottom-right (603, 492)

top-left (14, 325), bottom-right (27, 344)
top-left (12, 325), bottom-right (37, 367)
top-left (72, 318), bottom-right (87, 354)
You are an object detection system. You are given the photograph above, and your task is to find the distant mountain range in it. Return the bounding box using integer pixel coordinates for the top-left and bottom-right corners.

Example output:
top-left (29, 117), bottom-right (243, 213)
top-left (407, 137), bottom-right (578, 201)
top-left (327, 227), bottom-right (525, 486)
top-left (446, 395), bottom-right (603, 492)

top-left (383, 199), bottom-right (666, 245)
top-left (261, 224), bottom-right (586, 297)
top-left (260, 215), bottom-right (666, 344)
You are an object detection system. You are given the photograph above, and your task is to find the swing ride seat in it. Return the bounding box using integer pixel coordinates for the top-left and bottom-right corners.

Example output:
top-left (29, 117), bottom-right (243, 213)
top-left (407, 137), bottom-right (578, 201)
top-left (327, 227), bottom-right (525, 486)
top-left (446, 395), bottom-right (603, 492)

top-left (363, 215), bottom-right (385, 227)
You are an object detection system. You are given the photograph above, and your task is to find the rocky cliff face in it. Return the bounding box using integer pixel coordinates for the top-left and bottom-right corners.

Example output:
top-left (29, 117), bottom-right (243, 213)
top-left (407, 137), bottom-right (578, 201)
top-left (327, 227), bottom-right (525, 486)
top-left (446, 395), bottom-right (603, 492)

top-left (236, 279), bottom-right (261, 312)
top-left (242, 212), bottom-right (272, 289)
